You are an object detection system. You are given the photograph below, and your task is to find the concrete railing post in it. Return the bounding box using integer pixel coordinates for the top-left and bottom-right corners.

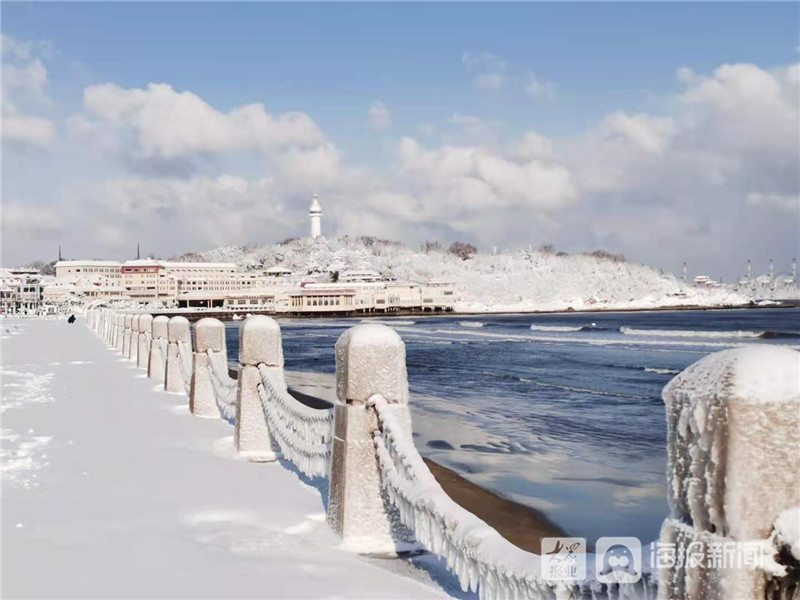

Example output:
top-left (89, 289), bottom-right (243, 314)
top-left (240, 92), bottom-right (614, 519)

top-left (165, 316), bottom-right (190, 394)
top-left (137, 314), bottom-right (153, 369)
top-left (327, 324), bottom-right (413, 554)
top-left (190, 318), bottom-right (226, 418)
top-left (105, 311), bottom-right (113, 343)
top-left (234, 315), bottom-right (280, 461)
top-left (122, 314), bottom-right (133, 357)
top-left (112, 313), bottom-right (120, 348)
top-left (149, 316), bottom-right (169, 381)
top-left (116, 314), bottom-right (125, 353)
top-left (659, 346), bottom-right (800, 600)
top-left (128, 315), bottom-right (140, 362)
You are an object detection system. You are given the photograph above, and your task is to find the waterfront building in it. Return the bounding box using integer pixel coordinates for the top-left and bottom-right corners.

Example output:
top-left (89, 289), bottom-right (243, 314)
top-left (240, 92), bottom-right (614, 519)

top-left (55, 260), bottom-right (122, 281)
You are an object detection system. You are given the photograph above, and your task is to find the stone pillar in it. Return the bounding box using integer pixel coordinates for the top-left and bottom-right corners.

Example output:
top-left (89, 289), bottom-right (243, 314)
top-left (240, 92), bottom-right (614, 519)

top-left (190, 318), bottom-right (226, 418)
top-left (112, 313), bottom-right (121, 349)
top-left (165, 316), bottom-right (190, 394)
top-left (149, 316), bottom-right (169, 381)
top-left (137, 314), bottom-right (153, 369)
top-left (128, 314), bottom-right (140, 362)
top-left (234, 315), bottom-right (280, 461)
top-left (659, 346), bottom-right (800, 600)
top-left (327, 324), bottom-right (413, 554)
top-left (116, 314), bottom-right (125, 353)
top-left (122, 314), bottom-right (133, 357)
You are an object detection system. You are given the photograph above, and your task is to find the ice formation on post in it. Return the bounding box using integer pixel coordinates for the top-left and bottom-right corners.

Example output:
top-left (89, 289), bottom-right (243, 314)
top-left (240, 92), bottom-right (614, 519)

top-left (659, 345), bottom-right (800, 600)
top-left (234, 315), bottom-right (280, 462)
top-left (207, 350), bottom-right (237, 424)
top-left (328, 324), bottom-right (416, 555)
top-left (148, 316), bottom-right (169, 381)
top-left (165, 316), bottom-right (190, 394)
top-left (189, 318), bottom-right (225, 419)
top-left (137, 314), bottom-right (153, 370)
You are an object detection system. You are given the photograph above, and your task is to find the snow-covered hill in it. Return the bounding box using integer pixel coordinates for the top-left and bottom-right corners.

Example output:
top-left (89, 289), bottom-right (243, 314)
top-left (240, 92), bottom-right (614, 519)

top-left (180, 237), bottom-right (752, 313)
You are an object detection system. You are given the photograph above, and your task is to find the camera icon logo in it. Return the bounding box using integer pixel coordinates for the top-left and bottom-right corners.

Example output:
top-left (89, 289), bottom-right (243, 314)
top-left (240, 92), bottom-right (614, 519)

top-left (596, 537), bottom-right (642, 584)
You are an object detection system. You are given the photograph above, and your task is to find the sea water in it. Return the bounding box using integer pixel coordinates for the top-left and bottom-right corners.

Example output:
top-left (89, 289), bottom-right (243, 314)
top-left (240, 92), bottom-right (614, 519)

top-left (225, 307), bottom-right (799, 546)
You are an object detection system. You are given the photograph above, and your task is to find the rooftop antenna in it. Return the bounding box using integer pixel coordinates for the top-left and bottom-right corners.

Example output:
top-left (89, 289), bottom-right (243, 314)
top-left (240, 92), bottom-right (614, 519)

top-left (58, 245), bottom-right (63, 261)
top-left (136, 243), bottom-right (141, 260)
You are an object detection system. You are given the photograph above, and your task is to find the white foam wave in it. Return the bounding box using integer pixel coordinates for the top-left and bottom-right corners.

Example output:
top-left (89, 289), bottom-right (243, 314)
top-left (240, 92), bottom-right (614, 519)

top-left (643, 367), bottom-right (680, 375)
top-left (620, 326), bottom-right (763, 339)
top-left (459, 321), bottom-right (485, 328)
top-left (530, 324), bottom-right (583, 332)
top-left (361, 319), bottom-right (416, 326)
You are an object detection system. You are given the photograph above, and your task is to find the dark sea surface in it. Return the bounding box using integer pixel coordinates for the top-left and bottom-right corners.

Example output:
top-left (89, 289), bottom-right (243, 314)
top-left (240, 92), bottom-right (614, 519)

top-left (225, 307), bottom-right (800, 547)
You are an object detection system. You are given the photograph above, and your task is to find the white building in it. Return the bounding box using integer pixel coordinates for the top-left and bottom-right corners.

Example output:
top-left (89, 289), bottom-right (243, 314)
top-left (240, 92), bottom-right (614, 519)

top-left (310, 193), bottom-right (322, 239)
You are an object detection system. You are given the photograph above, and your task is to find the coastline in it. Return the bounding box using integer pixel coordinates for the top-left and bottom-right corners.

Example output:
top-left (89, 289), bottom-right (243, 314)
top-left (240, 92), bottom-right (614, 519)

top-left (284, 369), bottom-right (567, 554)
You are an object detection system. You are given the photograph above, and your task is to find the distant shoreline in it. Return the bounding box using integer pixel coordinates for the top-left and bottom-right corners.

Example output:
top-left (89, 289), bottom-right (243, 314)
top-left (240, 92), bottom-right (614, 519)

top-left (149, 300), bottom-right (800, 322)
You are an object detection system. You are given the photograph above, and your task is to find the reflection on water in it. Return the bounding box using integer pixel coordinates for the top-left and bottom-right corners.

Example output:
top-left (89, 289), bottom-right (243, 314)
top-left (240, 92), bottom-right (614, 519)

top-left (226, 307), bottom-right (799, 545)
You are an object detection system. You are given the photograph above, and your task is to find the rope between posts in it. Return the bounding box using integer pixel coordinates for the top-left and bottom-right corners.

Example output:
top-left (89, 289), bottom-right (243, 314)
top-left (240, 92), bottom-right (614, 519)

top-left (256, 364), bottom-right (333, 478)
top-left (369, 394), bottom-right (552, 600)
top-left (176, 340), bottom-right (192, 395)
top-left (206, 349), bottom-right (237, 424)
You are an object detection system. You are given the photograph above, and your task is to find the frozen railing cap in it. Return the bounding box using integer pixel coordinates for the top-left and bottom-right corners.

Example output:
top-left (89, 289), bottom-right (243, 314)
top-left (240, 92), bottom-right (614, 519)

top-left (124, 314), bottom-right (133, 328)
top-left (138, 313), bottom-right (153, 333)
top-left (168, 316), bottom-right (190, 343)
top-left (335, 324), bottom-right (409, 405)
top-left (194, 317), bottom-right (226, 353)
top-left (152, 316), bottom-right (169, 339)
top-left (239, 315), bottom-right (283, 367)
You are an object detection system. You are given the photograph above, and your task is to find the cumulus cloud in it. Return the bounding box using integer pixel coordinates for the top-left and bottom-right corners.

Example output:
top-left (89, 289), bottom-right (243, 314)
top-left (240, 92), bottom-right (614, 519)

top-left (1, 35), bottom-right (57, 150)
top-left (368, 101), bottom-right (392, 130)
top-left (747, 192), bottom-right (799, 212)
top-left (599, 112), bottom-right (674, 154)
top-left (75, 82), bottom-right (325, 160)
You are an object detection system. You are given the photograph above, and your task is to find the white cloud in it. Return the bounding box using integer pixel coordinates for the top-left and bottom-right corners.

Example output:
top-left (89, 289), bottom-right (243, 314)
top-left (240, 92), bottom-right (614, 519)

top-left (747, 192), bottom-right (799, 212)
top-left (1, 35), bottom-right (57, 150)
top-left (514, 131), bottom-right (553, 161)
top-left (77, 82), bottom-right (325, 160)
top-left (368, 101), bottom-right (392, 131)
top-left (599, 112), bottom-right (674, 154)
top-left (524, 73), bottom-right (557, 100)
top-left (1, 202), bottom-right (63, 233)
top-left (463, 51), bottom-right (507, 90)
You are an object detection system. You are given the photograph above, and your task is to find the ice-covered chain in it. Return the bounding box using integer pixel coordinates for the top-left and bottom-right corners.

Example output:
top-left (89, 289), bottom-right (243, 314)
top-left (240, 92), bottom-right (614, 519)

top-left (206, 349), bottom-right (237, 424)
top-left (370, 394), bottom-right (556, 600)
top-left (256, 364), bottom-right (333, 478)
top-left (159, 338), bottom-right (168, 371)
top-left (176, 340), bottom-right (193, 396)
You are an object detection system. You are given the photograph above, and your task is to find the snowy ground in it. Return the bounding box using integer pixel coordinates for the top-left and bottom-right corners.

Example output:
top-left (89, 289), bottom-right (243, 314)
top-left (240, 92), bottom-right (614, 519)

top-left (1, 318), bottom-right (466, 599)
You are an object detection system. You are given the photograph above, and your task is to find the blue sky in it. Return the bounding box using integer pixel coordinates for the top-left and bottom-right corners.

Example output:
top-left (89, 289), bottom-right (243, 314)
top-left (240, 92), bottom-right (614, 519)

top-left (2, 2), bottom-right (799, 278)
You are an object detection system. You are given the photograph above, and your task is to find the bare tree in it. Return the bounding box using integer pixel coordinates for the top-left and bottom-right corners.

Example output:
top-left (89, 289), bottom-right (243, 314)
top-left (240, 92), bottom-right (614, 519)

top-left (448, 241), bottom-right (477, 261)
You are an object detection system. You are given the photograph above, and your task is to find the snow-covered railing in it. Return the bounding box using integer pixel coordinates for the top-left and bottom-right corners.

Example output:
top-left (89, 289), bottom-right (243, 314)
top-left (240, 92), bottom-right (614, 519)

top-left (165, 316), bottom-right (190, 394)
top-left (257, 363), bottom-right (333, 478)
top-left (659, 346), bottom-right (800, 600)
top-left (189, 318), bottom-right (236, 423)
top-left (137, 314), bottom-right (153, 370)
top-left (84, 308), bottom-right (799, 600)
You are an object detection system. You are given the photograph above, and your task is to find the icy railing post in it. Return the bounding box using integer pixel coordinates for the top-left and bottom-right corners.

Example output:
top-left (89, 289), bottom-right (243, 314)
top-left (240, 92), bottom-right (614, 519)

top-left (234, 315), bottom-right (280, 461)
top-left (149, 316), bottom-right (169, 381)
top-left (164, 316), bottom-right (190, 394)
top-left (328, 324), bottom-right (413, 555)
top-left (128, 315), bottom-right (141, 362)
top-left (659, 346), bottom-right (800, 600)
top-left (190, 318), bottom-right (226, 418)
top-left (137, 314), bottom-right (153, 369)
top-left (105, 310), bottom-right (113, 343)
top-left (117, 313), bottom-right (125, 351)
top-left (122, 314), bottom-right (133, 357)
top-left (109, 312), bottom-right (117, 346)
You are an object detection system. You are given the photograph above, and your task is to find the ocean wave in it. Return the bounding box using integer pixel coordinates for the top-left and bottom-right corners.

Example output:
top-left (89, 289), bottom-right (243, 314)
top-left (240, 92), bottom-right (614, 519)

top-left (642, 367), bottom-right (680, 375)
top-left (620, 326), bottom-right (764, 339)
top-left (361, 319), bottom-right (416, 326)
top-left (518, 377), bottom-right (656, 401)
top-left (530, 324), bottom-right (609, 333)
top-left (459, 321), bottom-right (485, 328)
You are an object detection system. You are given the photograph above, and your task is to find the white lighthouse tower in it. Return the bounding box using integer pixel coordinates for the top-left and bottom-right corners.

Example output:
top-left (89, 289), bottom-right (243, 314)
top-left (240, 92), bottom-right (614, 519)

top-left (309, 193), bottom-right (322, 239)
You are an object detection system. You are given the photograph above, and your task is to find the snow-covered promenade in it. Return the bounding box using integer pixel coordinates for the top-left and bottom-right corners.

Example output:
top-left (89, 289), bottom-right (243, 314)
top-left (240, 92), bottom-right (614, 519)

top-left (1, 318), bottom-right (451, 599)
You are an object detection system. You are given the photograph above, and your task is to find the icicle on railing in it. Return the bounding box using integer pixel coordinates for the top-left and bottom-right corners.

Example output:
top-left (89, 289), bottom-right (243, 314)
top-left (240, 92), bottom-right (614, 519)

top-left (176, 340), bottom-right (193, 396)
top-left (160, 338), bottom-right (168, 371)
top-left (370, 394), bottom-right (556, 600)
top-left (256, 363), bottom-right (333, 478)
top-left (206, 349), bottom-right (237, 424)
